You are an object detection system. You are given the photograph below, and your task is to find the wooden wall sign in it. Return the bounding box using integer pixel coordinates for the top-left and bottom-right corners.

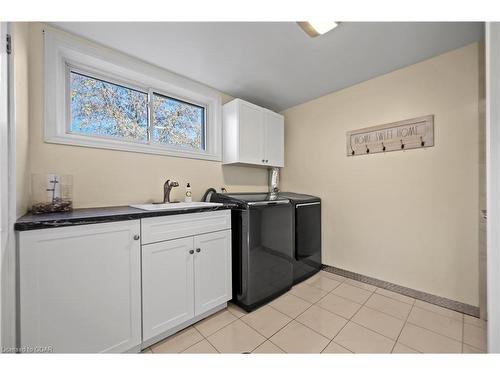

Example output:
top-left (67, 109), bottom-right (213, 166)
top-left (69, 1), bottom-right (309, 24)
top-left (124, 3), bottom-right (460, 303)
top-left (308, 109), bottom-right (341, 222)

top-left (346, 115), bottom-right (434, 156)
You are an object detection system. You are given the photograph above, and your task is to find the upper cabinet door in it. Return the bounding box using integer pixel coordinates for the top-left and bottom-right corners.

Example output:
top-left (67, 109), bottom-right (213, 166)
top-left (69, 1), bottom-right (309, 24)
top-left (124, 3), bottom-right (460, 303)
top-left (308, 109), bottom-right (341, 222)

top-left (223, 99), bottom-right (284, 167)
top-left (142, 237), bottom-right (195, 342)
top-left (265, 111), bottom-right (285, 167)
top-left (193, 230), bottom-right (232, 316)
top-left (238, 101), bottom-right (266, 164)
top-left (18, 220), bottom-right (142, 353)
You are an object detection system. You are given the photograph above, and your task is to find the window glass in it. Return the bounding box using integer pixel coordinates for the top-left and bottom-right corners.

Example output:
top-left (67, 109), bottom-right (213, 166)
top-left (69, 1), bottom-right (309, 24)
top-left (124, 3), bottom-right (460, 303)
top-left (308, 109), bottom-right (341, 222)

top-left (152, 92), bottom-right (205, 150)
top-left (70, 71), bottom-right (148, 142)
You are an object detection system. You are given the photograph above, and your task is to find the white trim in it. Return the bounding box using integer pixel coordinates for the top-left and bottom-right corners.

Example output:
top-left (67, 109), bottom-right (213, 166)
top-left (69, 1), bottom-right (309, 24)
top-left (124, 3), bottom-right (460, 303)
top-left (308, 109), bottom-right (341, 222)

top-left (1, 22), bottom-right (17, 350)
top-left (44, 28), bottom-right (222, 161)
top-left (487, 22), bottom-right (500, 354)
top-left (0, 21), bottom-right (7, 350)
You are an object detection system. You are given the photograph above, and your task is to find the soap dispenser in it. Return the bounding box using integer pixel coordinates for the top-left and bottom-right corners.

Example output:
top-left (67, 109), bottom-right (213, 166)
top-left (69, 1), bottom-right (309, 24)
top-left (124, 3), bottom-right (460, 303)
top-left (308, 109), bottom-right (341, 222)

top-left (185, 183), bottom-right (192, 203)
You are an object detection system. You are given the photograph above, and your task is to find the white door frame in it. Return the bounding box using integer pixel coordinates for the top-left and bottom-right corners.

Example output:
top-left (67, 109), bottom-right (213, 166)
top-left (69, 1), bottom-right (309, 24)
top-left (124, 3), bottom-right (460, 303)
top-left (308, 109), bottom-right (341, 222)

top-left (0, 21), bottom-right (9, 350)
top-left (487, 22), bottom-right (500, 353)
top-left (0, 21), bottom-right (16, 350)
top-left (0, 22), bottom-right (8, 350)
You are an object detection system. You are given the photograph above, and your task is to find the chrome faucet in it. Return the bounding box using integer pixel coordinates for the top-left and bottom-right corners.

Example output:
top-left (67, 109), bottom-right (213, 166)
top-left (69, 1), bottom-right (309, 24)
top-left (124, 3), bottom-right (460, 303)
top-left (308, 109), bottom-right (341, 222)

top-left (163, 179), bottom-right (179, 203)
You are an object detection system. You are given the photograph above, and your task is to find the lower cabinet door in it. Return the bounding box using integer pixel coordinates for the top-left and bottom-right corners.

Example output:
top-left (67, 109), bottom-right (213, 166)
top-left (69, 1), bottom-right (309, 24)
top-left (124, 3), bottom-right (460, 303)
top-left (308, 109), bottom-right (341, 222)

top-left (194, 230), bottom-right (232, 315)
top-left (18, 220), bottom-right (142, 353)
top-left (142, 237), bottom-right (195, 341)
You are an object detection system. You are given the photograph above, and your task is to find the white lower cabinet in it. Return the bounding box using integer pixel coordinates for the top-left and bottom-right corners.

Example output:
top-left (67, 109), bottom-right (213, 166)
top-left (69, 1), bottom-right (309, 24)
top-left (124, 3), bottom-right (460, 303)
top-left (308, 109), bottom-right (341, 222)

top-left (142, 237), bottom-right (195, 341)
top-left (141, 229), bottom-right (232, 343)
top-left (18, 220), bottom-right (142, 353)
top-left (17, 210), bottom-right (232, 353)
top-left (194, 230), bottom-right (232, 315)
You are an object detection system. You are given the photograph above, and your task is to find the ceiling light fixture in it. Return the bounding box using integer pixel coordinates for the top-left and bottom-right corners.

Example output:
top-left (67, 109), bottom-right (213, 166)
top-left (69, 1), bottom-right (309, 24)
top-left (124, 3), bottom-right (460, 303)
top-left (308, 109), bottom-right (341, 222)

top-left (298, 21), bottom-right (339, 37)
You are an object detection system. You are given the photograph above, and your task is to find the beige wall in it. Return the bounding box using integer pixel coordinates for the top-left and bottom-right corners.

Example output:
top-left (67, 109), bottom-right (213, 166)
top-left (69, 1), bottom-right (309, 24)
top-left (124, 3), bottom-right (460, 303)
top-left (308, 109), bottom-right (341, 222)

top-left (281, 43), bottom-right (482, 306)
top-left (22, 23), bottom-right (268, 211)
top-left (13, 23), bottom-right (30, 218)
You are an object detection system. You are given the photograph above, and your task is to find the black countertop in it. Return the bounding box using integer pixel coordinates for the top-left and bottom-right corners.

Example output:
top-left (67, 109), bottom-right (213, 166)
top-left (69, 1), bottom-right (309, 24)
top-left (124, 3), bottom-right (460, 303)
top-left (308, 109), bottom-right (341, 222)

top-left (15, 204), bottom-right (237, 231)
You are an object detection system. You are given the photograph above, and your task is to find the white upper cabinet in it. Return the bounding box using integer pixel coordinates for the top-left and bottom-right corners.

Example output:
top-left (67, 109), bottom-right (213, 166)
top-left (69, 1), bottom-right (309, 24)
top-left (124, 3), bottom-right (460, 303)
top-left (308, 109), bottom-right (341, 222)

top-left (265, 111), bottom-right (285, 167)
top-left (238, 101), bottom-right (266, 165)
top-left (223, 99), bottom-right (284, 167)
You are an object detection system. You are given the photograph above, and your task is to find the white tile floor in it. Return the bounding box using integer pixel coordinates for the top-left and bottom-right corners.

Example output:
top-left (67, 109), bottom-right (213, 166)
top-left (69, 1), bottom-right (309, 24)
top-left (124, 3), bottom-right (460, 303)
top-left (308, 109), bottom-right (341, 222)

top-left (143, 271), bottom-right (487, 354)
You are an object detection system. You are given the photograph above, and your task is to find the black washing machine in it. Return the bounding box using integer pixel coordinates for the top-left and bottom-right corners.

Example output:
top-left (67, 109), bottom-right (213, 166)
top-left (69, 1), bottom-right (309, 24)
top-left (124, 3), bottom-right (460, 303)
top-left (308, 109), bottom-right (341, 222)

top-left (209, 192), bottom-right (294, 311)
top-left (278, 192), bottom-right (322, 284)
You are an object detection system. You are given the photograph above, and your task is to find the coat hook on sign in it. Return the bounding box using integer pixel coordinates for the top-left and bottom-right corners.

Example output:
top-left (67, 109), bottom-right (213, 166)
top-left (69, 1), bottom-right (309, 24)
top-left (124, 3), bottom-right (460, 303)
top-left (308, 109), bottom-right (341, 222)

top-left (350, 144), bottom-right (355, 155)
top-left (420, 136), bottom-right (425, 147)
top-left (400, 139), bottom-right (405, 149)
top-left (366, 145), bottom-right (370, 154)
top-left (382, 142), bottom-right (386, 152)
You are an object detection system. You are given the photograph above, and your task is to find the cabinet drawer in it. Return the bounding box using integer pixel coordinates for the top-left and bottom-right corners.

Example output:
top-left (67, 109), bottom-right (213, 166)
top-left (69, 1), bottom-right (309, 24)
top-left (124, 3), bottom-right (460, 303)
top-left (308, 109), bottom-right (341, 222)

top-left (141, 210), bottom-right (231, 245)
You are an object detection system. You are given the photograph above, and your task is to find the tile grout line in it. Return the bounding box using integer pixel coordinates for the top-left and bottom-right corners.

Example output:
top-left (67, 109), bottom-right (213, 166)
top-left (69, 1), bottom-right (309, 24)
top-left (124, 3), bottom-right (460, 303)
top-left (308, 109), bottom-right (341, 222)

top-left (351, 305), bottom-right (406, 344)
top-left (374, 288), bottom-right (416, 306)
top-left (462, 321), bottom-right (487, 351)
top-left (335, 284), bottom-right (407, 353)
top-left (320, 308), bottom-right (354, 353)
top-left (295, 307), bottom-right (344, 343)
top-left (290, 290), bottom-right (377, 352)
top-left (227, 306), bottom-right (272, 353)
top-left (195, 308), bottom-right (240, 337)
top-left (333, 284), bottom-right (422, 352)
top-left (203, 309), bottom-right (266, 353)
top-left (330, 284), bottom-right (375, 305)
top-left (252, 340), bottom-right (283, 354)
top-left (390, 303), bottom-right (415, 353)
top-left (235, 315), bottom-right (272, 352)
top-left (394, 322), bottom-right (422, 353)
top-left (149, 306), bottom-right (243, 353)
top-left (267, 297), bottom-right (344, 353)
top-left (320, 287), bottom-right (390, 353)
top-left (264, 314), bottom-right (298, 353)
top-left (182, 334), bottom-right (221, 354)
top-left (461, 315), bottom-right (465, 353)
top-left (313, 278), bottom-right (374, 308)
top-left (361, 291), bottom-right (418, 322)
top-left (414, 301), bottom-right (465, 321)
top-left (393, 301), bottom-right (424, 353)
top-left (180, 307), bottom-right (245, 353)
top-left (404, 306), bottom-right (466, 342)
top-left (404, 321), bottom-right (464, 349)
top-left (150, 328), bottom-right (205, 354)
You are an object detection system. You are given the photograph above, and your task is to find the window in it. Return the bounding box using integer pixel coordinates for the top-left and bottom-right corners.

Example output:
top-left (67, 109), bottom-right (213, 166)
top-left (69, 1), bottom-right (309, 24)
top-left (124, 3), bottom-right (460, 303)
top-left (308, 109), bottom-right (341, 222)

top-left (151, 93), bottom-right (205, 150)
top-left (68, 70), bottom-right (207, 151)
top-left (45, 29), bottom-right (221, 161)
top-left (69, 71), bottom-right (149, 143)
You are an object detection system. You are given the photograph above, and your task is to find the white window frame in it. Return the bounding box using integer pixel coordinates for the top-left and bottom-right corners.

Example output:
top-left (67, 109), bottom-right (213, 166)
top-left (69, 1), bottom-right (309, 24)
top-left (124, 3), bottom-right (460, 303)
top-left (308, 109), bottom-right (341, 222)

top-left (44, 28), bottom-right (222, 161)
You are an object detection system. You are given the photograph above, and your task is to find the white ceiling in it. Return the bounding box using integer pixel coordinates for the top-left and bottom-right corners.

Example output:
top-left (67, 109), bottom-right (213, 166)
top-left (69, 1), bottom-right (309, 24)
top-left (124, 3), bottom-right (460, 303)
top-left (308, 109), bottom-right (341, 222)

top-left (51, 22), bottom-right (484, 112)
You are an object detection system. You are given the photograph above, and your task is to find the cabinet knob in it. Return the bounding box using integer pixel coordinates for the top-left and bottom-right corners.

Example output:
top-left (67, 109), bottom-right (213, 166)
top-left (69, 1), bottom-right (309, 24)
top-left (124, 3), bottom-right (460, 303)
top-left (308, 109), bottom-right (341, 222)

top-left (196, 248), bottom-right (201, 253)
top-left (189, 250), bottom-right (194, 254)
top-left (133, 234), bottom-right (140, 241)
top-left (262, 159), bottom-right (265, 163)
top-left (265, 160), bottom-right (269, 163)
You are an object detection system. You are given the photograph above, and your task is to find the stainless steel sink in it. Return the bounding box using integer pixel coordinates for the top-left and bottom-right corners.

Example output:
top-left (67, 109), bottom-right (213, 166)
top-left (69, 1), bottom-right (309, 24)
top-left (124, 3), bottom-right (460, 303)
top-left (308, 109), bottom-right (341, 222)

top-left (129, 202), bottom-right (223, 211)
